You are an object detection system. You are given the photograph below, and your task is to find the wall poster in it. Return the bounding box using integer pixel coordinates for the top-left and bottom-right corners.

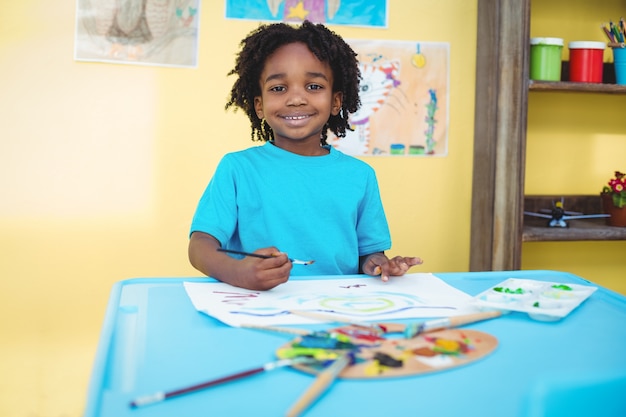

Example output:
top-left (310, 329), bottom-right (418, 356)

top-left (331, 39), bottom-right (449, 157)
top-left (225, 0), bottom-right (388, 28)
top-left (74, 0), bottom-right (201, 68)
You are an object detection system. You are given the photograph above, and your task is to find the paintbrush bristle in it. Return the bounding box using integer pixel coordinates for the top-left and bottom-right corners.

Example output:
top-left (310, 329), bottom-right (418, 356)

top-left (404, 322), bottom-right (425, 339)
top-left (292, 259), bottom-right (315, 265)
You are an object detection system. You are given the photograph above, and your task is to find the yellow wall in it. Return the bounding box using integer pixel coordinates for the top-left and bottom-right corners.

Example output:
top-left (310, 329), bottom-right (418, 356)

top-left (523, 0), bottom-right (626, 295)
top-left (0, 2), bottom-right (478, 416)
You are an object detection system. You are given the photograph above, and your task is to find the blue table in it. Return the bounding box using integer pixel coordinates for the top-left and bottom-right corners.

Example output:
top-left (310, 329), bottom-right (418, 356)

top-left (84, 271), bottom-right (626, 417)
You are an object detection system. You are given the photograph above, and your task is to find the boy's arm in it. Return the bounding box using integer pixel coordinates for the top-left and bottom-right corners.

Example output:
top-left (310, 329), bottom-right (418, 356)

top-left (188, 231), bottom-right (291, 290)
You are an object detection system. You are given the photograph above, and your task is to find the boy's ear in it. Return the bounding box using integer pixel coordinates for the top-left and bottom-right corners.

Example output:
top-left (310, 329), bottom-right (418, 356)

top-left (331, 91), bottom-right (343, 116)
top-left (254, 96), bottom-right (264, 119)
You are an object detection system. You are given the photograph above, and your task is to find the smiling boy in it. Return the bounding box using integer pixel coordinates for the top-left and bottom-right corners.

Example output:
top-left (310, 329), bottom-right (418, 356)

top-left (188, 21), bottom-right (422, 290)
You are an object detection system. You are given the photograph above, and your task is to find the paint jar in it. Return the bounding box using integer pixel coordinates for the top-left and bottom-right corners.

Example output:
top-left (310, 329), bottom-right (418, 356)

top-left (612, 47), bottom-right (626, 85)
top-left (530, 37), bottom-right (563, 81)
top-left (390, 144), bottom-right (405, 155)
top-left (409, 145), bottom-right (425, 155)
top-left (568, 41), bottom-right (606, 83)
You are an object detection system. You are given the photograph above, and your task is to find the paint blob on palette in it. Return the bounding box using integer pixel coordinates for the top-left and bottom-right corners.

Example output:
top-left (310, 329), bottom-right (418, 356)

top-left (472, 278), bottom-right (597, 321)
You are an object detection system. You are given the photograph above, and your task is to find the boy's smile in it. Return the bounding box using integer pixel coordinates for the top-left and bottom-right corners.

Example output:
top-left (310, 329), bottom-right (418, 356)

top-left (282, 113), bottom-right (313, 127)
top-left (254, 42), bottom-right (342, 155)
top-left (284, 113), bottom-right (309, 121)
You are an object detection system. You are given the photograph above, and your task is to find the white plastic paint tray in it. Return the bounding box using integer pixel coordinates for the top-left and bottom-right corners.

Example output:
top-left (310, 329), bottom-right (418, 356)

top-left (473, 278), bottom-right (597, 321)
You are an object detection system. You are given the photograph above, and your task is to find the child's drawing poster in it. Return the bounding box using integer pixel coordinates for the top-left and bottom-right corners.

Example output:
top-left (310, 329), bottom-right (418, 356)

top-left (184, 273), bottom-right (478, 327)
top-left (329, 39), bottom-right (449, 157)
top-left (225, 0), bottom-right (387, 28)
top-left (74, 0), bottom-right (201, 68)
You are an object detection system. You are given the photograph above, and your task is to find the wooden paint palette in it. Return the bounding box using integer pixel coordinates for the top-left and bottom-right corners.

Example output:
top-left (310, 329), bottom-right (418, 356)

top-left (276, 325), bottom-right (498, 379)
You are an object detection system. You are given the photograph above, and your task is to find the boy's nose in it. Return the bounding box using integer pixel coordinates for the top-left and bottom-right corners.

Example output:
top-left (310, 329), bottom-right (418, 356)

top-left (286, 89), bottom-right (307, 106)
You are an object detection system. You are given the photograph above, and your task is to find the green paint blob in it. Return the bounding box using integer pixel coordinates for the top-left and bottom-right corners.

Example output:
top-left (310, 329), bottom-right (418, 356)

top-left (533, 302), bottom-right (540, 308)
top-left (551, 284), bottom-right (572, 291)
top-left (493, 287), bottom-right (525, 294)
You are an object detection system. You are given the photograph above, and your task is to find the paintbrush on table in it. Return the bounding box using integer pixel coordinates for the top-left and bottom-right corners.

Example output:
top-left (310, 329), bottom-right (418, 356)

top-left (285, 353), bottom-right (352, 417)
top-left (129, 357), bottom-right (314, 408)
top-left (217, 248), bottom-right (315, 265)
top-left (404, 310), bottom-right (502, 339)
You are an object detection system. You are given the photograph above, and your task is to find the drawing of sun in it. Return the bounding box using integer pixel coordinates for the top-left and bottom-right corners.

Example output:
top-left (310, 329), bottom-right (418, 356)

top-left (234, 290), bottom-right (457, 318)
top-left (293, 291), bottom-right (428, 317)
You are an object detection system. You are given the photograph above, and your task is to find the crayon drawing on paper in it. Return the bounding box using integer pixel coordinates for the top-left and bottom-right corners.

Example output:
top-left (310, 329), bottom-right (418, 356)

top-left (329, 39), bottom-right (449, 157)
top-left (74, 0), bottom-right (200, 67)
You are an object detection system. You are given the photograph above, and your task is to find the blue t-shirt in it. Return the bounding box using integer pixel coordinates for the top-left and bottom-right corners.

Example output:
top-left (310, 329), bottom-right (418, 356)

top-left (190, 142), bottom-right (391, 275)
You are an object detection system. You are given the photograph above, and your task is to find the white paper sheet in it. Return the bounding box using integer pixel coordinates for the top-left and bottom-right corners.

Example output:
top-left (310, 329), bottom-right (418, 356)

top-left (183, 273), bottom-right (478, 327)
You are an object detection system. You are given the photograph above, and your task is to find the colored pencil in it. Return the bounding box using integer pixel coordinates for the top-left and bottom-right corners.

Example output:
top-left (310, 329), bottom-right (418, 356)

top-left (603, 24), bottom-right (616, 42)
top-left (217, 248), bottom-right (315, 265)
top-left (285, 353), bottom-right (352, 417)
top-left (129, 358), bottom-right (311, 408)
top-left (602, 19), bottom-right (626, 44)
top-left (404, 310), bottom-right (502, 338)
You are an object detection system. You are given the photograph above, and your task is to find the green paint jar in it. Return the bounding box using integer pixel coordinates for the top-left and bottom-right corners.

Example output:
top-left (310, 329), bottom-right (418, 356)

top-left (409, 145), bottom-right (425, 155)
top-left (390, 144), bottom-right (405, 155)
top-left (530, 37), bottom-right (563, 81)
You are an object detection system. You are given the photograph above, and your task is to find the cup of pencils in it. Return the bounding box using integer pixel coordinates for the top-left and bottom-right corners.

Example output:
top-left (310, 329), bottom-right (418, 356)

top-left (602, 19), bottom-right (626, 85)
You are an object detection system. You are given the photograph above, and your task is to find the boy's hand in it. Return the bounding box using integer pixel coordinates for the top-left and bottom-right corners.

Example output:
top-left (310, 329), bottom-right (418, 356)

top-left (188, 232), bottom-right (292, 291)
top-left (361, 252), bottom-right (423, 282)
top-left (234, 247), bottom-right (292, 290)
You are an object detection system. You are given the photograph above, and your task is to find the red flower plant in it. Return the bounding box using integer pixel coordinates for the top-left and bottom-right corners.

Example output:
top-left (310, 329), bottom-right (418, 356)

top-left (602, 171), bottom-right (626, 208)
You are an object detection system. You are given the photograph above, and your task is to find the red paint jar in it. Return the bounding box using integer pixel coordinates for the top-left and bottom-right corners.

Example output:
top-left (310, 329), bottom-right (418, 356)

top-left (568, 41), bottom-right (606, 83)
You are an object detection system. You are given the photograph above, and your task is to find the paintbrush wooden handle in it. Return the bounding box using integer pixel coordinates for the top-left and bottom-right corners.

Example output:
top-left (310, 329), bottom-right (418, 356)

top-left (447, 310), bottom-right (502, 328)
top-left (405, 310), bottom-right (503, 338)
top-left (285, 354), bottom-right (351, 417)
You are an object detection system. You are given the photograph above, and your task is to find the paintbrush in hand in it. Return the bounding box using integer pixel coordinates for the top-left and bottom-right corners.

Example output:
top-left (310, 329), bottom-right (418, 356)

top-left (217, 248), bottom-right (315, 265)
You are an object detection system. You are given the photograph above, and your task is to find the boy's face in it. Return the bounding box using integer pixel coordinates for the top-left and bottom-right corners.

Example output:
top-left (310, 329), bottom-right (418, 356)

top-left (254, 42), bottom-right (342, 155)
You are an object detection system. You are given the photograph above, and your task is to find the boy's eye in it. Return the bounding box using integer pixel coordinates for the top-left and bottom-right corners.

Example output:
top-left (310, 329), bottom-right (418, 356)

top-left (308, 84), bottom-right (323, 90)
top-left (269, 85), bottom-right (286, 92)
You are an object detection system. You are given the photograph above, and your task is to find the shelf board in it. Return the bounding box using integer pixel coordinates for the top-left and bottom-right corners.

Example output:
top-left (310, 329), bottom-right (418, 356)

top-left (523, 195), bottom-right (626, 242)
top-left (529, 80), bottom-right (626, 94)
top-left (523, 218), bottom-right (626, 241)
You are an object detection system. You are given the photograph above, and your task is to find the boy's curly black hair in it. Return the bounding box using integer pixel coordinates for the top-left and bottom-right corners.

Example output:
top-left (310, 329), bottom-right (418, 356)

top-left (225, 20), bottom-right (361, 145)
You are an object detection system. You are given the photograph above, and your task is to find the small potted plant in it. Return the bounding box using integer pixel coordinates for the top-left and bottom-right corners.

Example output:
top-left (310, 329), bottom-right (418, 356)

top-left (601, 171), bottom-right (626, 227)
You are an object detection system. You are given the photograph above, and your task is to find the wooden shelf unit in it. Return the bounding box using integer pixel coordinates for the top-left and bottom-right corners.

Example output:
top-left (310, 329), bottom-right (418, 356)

top-left (469, 0), bottom-right (626, 272)
top-left (523, 195), bottom-right (626, 242)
